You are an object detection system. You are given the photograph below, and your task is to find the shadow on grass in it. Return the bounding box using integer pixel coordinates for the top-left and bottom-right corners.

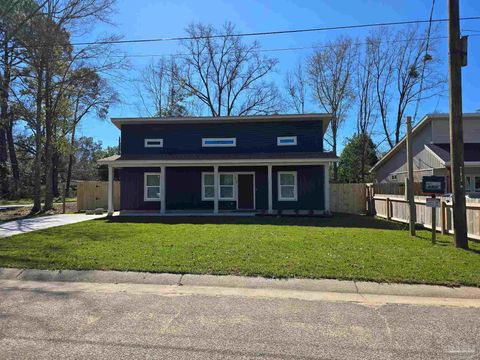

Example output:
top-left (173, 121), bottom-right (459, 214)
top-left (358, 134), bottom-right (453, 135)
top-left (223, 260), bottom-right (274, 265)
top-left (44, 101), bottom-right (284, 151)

top-left (101, 213), bottom-right (409, 231)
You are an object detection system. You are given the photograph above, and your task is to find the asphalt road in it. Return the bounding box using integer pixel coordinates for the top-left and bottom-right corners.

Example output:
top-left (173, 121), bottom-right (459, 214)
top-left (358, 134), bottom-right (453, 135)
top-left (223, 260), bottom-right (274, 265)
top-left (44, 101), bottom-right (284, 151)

top-left (0, 280), bottom-right (478, 360)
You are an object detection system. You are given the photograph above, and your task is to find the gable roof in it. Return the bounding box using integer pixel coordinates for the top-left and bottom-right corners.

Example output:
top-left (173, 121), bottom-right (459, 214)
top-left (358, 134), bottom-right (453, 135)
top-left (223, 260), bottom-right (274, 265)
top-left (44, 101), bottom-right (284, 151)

top-left (370, 113), bottom-right (480, 172)
top-left (425, 143), bottom-right (480, 165)
top-left (111, 113), bottom-right (332, 133)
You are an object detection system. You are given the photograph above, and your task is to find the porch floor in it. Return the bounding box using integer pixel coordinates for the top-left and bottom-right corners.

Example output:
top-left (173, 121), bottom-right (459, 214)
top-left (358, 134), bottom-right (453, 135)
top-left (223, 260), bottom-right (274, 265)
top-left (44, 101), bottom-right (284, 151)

top-left (115, 210), bottom-right (259, 217)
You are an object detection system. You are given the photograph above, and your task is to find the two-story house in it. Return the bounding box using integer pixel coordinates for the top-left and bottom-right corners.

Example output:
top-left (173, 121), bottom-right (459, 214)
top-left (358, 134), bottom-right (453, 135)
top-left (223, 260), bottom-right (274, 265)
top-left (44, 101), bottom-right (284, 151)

top-left (97, 114), bottom-right (338, 215)
top-left (371, 113), bottom-right (480, 192)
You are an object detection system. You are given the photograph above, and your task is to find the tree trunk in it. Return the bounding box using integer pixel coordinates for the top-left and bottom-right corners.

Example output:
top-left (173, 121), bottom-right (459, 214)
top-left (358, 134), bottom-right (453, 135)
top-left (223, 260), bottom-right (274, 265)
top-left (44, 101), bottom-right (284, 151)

top-left (43, 62), bottom-right (54, 211)
top-left (65, 126), bottom-right (76, 198)
top-left (0, 42), bottom-right (11, 198)
top-left (32, 68), bottom-right (43, 213)
top-left (6, 112), bottom-right (19, 196)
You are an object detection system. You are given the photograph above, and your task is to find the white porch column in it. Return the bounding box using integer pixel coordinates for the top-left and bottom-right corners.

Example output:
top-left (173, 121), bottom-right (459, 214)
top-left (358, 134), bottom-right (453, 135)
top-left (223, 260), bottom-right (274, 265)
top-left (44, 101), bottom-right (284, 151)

top-left (107, 165), bottom-right (114, 215)
top-left (324, 163), bottom-right (330, 214)
top-left (268, 165), bottom-right (273, 214)
top-left (160, 166), bottom-right (166, 214)
top-left (213, 165), bottom-right (219, 214)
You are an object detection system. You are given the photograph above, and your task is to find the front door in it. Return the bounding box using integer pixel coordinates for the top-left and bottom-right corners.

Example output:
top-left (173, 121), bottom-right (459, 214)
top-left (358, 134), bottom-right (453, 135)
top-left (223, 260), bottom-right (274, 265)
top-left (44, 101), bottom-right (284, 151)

top-left (237, 174), bottom-right (254, 210)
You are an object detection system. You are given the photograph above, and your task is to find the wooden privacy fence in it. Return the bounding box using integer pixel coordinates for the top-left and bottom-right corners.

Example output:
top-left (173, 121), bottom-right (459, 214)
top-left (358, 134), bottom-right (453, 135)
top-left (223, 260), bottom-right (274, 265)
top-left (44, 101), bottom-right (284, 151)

top-left (77, 181), bottom-right (120, 211)
top-left (330, 183), bottom-right (367, 214)
top-left (371, 182), bottom-right (423, 195)
top-left (373, 194), bottom-right (480, 240)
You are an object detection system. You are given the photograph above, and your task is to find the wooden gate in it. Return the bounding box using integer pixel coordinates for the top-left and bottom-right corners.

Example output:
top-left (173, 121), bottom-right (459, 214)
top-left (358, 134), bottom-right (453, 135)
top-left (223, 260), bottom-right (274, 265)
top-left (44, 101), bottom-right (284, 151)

top-left (77, 181), bottom-right (120, 211)
top-left (330, 183), bottom-right (367, 214)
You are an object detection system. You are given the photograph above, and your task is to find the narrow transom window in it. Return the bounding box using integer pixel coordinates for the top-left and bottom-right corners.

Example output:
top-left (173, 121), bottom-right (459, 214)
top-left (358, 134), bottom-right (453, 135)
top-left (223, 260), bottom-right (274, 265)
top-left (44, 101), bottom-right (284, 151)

top-left (144, 173), bottom-right (161, 201)
top-left (202, 138), bottom-right (236, 147)
top-left (277, 136), bottom-right (297, 146)
top-left (144, 139), bottom-right (163, 148)
top-left (278, 171), bottom-right (297, 201)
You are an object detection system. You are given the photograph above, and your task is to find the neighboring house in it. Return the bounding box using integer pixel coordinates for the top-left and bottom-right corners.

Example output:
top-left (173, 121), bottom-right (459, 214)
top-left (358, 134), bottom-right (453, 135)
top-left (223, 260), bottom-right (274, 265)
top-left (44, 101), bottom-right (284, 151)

top-left (371, 113), bottom-right (480, 192)
top-left (97, 114), bottom-right (338, 215)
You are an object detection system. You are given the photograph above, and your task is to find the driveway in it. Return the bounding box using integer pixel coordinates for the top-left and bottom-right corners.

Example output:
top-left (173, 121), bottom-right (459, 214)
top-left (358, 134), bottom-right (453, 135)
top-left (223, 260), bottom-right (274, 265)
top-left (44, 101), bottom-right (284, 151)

top-left (0, 278), bottom-right (478, 359)
top-left (0, 214), bottom-right (105, 238)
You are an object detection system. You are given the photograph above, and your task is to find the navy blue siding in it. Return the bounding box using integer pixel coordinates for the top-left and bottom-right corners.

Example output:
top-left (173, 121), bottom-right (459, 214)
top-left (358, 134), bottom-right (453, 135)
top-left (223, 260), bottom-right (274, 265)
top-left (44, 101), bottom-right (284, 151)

top-left (120, 167), bottom-right (162, 211)
top-left (121, 121), bottom-right (324, 155)
top-left (273, 166), bottom-right (325, 211)
top-left (120, 166), bottom-right (324, 211)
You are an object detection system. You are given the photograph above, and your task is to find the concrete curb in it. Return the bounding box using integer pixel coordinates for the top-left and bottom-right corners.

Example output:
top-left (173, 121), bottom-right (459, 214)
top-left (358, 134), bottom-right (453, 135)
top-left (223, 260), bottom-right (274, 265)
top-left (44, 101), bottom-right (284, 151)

top-left (1, 267), bottom-right (479, 300)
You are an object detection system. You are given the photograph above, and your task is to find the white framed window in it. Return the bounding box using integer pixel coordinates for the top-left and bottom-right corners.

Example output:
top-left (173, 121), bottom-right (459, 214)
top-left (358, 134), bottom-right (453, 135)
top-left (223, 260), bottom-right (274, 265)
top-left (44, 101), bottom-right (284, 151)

top-left (277, 136), bottom-right (297, 146)
top-left (202, 172), bottom-right (236, 201)
top-left (202, 138), bottom-right (236, 147)
top-left (278, 171), bottom-right (297, 201)
top-left (219, 174), bottom-right (235, 200)
top-left (466, 176), bottom-right (480, 192)
top-left (144, 172), bottom-right (161, 201)
top-left (144, 138), bottom-right (163, 148)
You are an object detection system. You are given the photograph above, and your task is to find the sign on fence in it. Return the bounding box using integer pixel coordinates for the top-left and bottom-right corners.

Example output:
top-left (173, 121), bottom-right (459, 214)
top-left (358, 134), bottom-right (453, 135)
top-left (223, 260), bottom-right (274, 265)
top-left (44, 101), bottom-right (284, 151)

top-left (425, 197), bottom-right (440, 208)
top-left (422, 176), bottom-right (446, 194)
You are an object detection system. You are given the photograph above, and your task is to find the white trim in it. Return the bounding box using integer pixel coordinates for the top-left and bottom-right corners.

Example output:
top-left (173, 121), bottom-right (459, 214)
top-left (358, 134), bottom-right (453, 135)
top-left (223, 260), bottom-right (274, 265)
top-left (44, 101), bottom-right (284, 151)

top-left (144, 138), bottom-right (163, 148)
top-left (144, 172), bottom-right (161, 201)
top-left (202, 138), bottom-right (236, 147)
top-left (160, 166), bottom-right (166, 214)
top-left (99, 158), bottom-right (339, 167)
top-left (267, 165), bottom-right (273, 214)
top-left (324, 164), bottom-right (330, 213)
top-left (278, 171), bottom-right (298, 201)
top-left (213, 166), bottom-right (219, 214)
top-left (219, 173), bottom-right (236, 200)
top-left (277, 136), bottom-right (297, 146)
top-left (107, 166), bottom-right (113, 215)
top-left (236, 172), bottom-right (256, 210)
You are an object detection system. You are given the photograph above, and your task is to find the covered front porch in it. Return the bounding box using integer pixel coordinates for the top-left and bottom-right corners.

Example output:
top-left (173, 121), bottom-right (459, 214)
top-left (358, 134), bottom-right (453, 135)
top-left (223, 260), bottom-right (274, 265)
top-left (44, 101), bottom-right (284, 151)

top-left (100, 158), bottom-right (335, 216)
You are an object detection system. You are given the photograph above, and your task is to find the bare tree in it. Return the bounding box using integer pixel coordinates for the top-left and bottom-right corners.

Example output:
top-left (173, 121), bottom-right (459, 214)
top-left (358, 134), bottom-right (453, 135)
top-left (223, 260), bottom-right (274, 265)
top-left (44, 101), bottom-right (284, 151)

top-left (137, 58), bottom-right (190, 117)
top-left (308, 37), bottom-right (357, 181)
top-left (355, 41), bottom-right (377, 182)
top-left (369, 26), bottom-right (445, 149)
top-left (284, 61), bottom-right (307, 114)
top-left (176, 22), bottom-right (280, 116)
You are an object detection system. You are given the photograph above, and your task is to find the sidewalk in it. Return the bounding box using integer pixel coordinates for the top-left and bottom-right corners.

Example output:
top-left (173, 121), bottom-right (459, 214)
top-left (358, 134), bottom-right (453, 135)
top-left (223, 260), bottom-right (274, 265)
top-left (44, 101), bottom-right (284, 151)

top-left (0, 214), bottom-right (105, 238)
top-left (1, 267), bottom-right (479, 307)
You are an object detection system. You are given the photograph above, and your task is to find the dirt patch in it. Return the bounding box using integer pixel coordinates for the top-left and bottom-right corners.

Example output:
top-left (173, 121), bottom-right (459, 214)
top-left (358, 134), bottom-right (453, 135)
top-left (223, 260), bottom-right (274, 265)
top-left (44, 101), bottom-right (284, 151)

top-left (0, 202), bottom-right (77, 222)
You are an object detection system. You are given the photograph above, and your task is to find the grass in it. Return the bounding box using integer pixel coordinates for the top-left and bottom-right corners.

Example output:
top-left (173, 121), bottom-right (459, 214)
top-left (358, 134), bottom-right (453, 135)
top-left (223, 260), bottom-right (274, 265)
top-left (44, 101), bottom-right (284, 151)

top-left (0, 215), bottom-right (478, 287)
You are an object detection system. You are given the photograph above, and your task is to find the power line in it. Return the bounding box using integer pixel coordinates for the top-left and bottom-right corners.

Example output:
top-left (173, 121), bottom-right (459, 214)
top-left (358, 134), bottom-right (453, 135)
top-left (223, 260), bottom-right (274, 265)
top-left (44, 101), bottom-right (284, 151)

top-left (71, 16), bottom-right (480, 46)
top-left (106, 34), bottom-right (480, 59)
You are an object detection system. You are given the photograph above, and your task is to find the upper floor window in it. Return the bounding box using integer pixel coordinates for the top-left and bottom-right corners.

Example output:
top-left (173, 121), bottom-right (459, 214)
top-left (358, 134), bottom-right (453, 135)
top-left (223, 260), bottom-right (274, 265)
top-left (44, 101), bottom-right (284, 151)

top-left (277, 136), bottom-right (297, 146)
top-left (144, 138), bottom-right (163, 148)
top-left (202, 138), bottom-right (236, 147)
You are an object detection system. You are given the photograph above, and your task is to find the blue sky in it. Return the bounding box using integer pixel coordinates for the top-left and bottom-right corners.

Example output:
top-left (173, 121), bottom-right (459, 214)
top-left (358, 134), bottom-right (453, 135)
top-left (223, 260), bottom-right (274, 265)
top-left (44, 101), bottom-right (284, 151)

top-left (74, 0), bottom-right (480, 152)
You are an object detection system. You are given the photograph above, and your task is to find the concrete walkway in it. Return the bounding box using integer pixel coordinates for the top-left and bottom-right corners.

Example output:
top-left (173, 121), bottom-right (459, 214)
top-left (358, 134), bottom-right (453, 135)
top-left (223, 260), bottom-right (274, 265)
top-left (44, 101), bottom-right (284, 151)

top-left (0, 214), bottom-right (105, 238)
top-left (1, 268), bottom-right (479, 307)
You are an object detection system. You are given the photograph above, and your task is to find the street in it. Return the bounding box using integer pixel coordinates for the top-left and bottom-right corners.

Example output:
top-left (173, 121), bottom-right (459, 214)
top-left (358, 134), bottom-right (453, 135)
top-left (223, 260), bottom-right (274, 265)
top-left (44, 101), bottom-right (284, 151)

top-left (0, 279), bottom-right (478, 359)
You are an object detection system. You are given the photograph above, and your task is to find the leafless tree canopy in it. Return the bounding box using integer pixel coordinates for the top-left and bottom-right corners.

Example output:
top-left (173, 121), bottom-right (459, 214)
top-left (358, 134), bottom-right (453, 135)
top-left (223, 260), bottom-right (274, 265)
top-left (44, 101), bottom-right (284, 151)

top-left (175, 22), bottom-right (280, 116)
top-left (137, 58), bottom-right (190, 117)
top-left (368, 26), bottom-right (445, 149)
top-left (308, 37), bottom-right (357, 180)
top-left (284, 61), bottom-right (307, 114)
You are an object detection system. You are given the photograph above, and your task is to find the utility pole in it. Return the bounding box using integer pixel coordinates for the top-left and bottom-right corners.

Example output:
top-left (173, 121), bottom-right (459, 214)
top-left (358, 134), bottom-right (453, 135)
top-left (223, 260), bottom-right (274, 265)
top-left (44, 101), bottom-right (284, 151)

top-left (448, 0), bottom-right (468, 249)
top-left (405, 116), bottom-right (416, 236)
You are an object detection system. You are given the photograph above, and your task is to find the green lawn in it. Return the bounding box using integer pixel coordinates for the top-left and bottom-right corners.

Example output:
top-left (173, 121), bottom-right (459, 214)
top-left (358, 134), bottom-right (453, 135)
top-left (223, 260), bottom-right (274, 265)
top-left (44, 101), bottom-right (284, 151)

top-left (1, 215), bottom-right (479, 286)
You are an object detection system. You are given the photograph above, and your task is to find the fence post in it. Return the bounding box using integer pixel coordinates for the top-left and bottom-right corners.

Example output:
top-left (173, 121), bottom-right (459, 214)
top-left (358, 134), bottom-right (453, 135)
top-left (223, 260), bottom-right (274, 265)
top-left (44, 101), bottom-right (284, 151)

top-left (440, 200), bottom-right (447, 234)
top-left (386, 197), bottom-right (391, 221)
